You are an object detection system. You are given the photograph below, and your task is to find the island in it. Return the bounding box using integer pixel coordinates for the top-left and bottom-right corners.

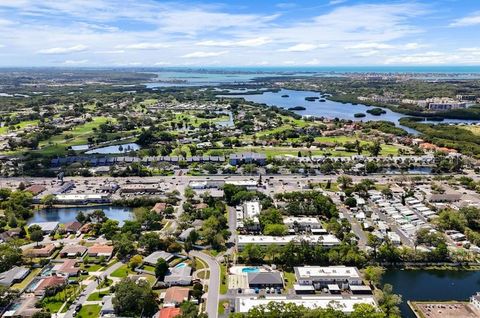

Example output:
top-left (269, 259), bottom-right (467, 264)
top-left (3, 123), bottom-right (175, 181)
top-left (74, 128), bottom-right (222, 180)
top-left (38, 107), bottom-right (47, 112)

top-left (305, 96), bottom-right (319, 101)
top-left (366, 107), bottom-right (387, 116)
top-left (354, 113), bottom-right (366, 118)
top-left (281, 94), bottom-right (289, 98)
top-left (288, 106), bottom-right (307, 111)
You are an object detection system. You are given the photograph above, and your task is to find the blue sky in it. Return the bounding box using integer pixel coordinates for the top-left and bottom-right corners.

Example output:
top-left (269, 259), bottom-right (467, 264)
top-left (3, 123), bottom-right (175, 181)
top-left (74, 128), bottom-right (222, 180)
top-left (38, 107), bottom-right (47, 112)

top-left (0, 0), bottom-right (479, 66)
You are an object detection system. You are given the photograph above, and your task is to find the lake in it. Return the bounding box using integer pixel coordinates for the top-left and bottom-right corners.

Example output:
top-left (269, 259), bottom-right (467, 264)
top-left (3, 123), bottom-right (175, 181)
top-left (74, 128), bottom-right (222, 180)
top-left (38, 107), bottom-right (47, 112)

top-left (383, 269), bottom-right (480, 318)
top-left (29, 205), bottom-right (134, 225)
top-left (219, 89), bottom-right (480, 135)
top-left (85, 143), bottom-right (141, 154)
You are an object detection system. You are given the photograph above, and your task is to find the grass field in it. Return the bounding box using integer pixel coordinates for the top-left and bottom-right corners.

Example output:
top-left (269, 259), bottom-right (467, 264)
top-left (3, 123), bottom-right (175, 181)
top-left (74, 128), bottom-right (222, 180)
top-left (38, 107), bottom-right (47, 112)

top-left (283, 271), bottom-right (296, 290)
top-left (0, 120), bottom-right (39, 135)
top-left (110, 264), bottom-right (133, 278)
top-left (37, 117), bottom-right (111, 156)
top-left (77, 305), bottom-right (101, 318)
top-left (87, 291), bottom-right (110, 301)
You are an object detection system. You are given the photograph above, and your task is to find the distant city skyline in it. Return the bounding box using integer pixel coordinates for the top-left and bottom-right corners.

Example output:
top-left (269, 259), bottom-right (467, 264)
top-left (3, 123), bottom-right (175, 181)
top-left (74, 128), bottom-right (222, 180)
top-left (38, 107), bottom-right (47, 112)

top-left (0, 0), bottom-right (480, 67)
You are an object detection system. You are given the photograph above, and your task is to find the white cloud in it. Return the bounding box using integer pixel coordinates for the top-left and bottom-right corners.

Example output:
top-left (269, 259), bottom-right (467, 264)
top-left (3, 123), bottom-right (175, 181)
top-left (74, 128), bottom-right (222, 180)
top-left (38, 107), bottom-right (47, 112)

top-left (38, 44), bottom-right (88, 54)
top-left (154, 61), bottom-right (171, 66)
top-left (355, 50), bottom-right (380, 57)
top-left (403, 42), bottom-right (426, 50)
top-left (117, 43), bottom-right (170, 50)
top-left (279, 43), bottom-right (328, 52)
top-left (346, 42), bottom-right (395, 50)
top-left (450, 12), bottom-right (480, 27)
top-left (329, 0), bottom-right (347, 5)
top-left (305, 58), bottom-right (321, 65)
top-left (0, 44), bottom-right (4, 48)
top-left (63, 59), bottom-right (88, 65)
top-left (196, 37), bottom-right (270, 47)
top-left (276, 3), bottom-right (297, 9)
top-left (384, 51), bottom-right (480, 65)
top-left (182, 51), bottom-right (228, 58)
top-left (95, 50), bottom-right (125, 54)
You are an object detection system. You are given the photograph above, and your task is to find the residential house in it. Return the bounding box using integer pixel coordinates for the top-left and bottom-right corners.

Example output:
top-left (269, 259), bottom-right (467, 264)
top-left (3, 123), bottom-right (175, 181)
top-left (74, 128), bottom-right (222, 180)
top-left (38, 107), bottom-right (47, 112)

top-left (143, 251), bottom-right (174, 266)
top-left (164, 265), bottom-right (192, 286)
top-left (59, 244), bottom-right (87, 258)
top-left (87, 244), bottom-right (114, 260)
top-left (163, 286), bottom-right (190, 307)
top-left (0, 266), bottom-right (30, 287)
top-left (247, 272), bottom-right (284, 289)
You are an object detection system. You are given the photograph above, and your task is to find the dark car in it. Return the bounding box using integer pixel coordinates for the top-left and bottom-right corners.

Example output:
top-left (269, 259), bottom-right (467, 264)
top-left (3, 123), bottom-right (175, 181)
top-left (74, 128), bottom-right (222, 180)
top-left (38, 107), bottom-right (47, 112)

top-left (75, 304), bottom-right (82, 312)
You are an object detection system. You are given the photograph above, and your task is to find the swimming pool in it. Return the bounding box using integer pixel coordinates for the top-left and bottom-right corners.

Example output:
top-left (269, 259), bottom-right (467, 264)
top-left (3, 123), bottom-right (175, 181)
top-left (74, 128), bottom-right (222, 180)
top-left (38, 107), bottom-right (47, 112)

top-left (242, 267), bottom-right (260, 273)
top-left (175, 263), bottom-right (187, 268)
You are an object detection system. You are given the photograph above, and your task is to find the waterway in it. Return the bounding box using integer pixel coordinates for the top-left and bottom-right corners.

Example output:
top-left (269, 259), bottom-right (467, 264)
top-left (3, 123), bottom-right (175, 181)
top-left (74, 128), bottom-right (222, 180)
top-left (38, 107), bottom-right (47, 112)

top-left (219, 89), bottom-right (480, 135)
top-left (28, 205), bottom-right (134, 225)
top-left (383, 269), bottom-right (480, 318)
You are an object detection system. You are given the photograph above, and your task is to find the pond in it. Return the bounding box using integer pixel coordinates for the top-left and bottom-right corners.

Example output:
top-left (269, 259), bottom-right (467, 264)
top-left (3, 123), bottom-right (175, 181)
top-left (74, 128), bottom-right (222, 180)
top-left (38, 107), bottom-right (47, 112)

top-left (219, 89), bottom-right (480, 135)
top-left (28, 205), bottom-right (134, 225)
top-left (382, 269), bottom-right (480, 318)
top-left (85, 143), bottom-right (140, 154)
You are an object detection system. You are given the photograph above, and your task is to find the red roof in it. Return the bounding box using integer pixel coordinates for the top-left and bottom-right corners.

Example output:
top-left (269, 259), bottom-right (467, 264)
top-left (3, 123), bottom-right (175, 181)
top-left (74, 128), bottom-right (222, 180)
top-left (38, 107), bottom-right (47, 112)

top-left (34, 276), bottom-right (66, 295)
top-left (87, 244), bottom-right (114, 255)
top-left (152, 202), bottom-right (167, 214)
top-left (164, 287), bottom-right (189, 304)
top-left (158, 308), bottom-right (181, 318)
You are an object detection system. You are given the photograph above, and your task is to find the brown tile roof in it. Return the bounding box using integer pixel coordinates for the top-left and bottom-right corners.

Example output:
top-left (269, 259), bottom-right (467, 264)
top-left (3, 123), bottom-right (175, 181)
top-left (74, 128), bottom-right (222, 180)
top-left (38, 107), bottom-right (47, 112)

top-left (164, 287), bottom-right (189, 304)
top-left (34, 276), bottom-right (66, 295)
top-left (23, 244), bottom-right (56, 257)
top-left (64, 221), bottom-right (82, 232)
top-left (152, 202), bottom-right (167, 214)
top-left (87, 244), bottom-right (114, 256)
top-left (25, 184), bottom-right (46, 195)
top-left (158, 308), bottom-right (181, 318)
top-left (56, 259), bottom-right (80, 275)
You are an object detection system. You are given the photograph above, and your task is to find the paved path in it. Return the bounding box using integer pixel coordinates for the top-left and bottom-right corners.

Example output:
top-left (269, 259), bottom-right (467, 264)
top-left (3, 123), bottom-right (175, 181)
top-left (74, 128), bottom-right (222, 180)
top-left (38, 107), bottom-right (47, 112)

top-left (63, 261), bottom-right (124, 318)
top-left (191, 251), bottom-right (220, 318)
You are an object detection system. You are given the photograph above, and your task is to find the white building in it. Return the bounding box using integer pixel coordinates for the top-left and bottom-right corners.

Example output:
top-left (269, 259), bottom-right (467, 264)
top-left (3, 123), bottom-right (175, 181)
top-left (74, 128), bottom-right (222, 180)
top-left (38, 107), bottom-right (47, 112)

top-left (237, 235), bottom-right (340, 250)
top-left (283, 216), bottom-right (323, 230)
top-left (294, 266), bottom-right (363, 290)
top-left (236, 296), bottom-right (376, 314)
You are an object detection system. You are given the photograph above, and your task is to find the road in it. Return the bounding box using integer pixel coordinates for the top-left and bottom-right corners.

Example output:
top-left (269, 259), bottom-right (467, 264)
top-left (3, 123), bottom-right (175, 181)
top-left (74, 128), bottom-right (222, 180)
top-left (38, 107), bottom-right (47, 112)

top-left (190, 251), bottom-right (220, 318)
top-left (63, 261), bottom-right (124, 318)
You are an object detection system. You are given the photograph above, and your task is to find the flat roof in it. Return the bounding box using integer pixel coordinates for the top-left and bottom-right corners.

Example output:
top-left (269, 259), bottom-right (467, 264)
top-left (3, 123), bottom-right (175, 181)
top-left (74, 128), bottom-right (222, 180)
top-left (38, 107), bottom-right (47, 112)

top-left (237, 296), bottom-right (376, 313)
top-left (238, 235), bottom-right (340, 246)
top-left (294, 266), bottom-right (361, 280)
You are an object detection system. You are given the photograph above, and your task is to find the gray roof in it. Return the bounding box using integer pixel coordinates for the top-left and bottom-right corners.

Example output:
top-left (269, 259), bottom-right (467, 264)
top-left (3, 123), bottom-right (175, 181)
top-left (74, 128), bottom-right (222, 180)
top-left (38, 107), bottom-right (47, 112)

top-left (0, 266), bottom-right (30, 286)
top-left (143, 251), bottom-right (174, 265)
top-left (28, 222), bottom-right (59, 232)
top-left (247, 272), bottom-right (283, 286)
top-left (164, 265), bottom-right (192, 282)
top-left (100, 296), bottom-right (114, 314)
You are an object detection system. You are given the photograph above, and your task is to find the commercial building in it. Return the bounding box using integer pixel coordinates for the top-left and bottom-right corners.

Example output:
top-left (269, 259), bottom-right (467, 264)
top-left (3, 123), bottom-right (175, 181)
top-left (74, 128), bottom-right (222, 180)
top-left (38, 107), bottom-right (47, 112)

top-left (55, 194), bottom-right (110, 205)
top-left (283, 216), bottom-right (324, 232)
top-left (237, 201), bottom-right (261, 230)
top-left (294, 266), bottom-right (363, 290)
top-left (236, 296), bottom-right (377, 314)
top-left (229, 153), bottom-right (266, 166)
top-left (237, 235), bottom-right (340, 250)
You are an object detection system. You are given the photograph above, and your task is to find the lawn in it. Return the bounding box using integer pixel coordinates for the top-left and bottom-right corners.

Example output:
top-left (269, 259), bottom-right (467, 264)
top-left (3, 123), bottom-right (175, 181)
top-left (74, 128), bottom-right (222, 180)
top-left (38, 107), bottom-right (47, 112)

top-left (12, 268), bottom-right (41, 290)
top-left (87, 291), bottom-right (110, 301)
top-left (110, 264), bottom-right (134, 278)
top-left (218, 300), bottom-right (229, 315)
top-left (220, 264), bottom-right (228, 294)
top-left (42, 286), bottom-right (80, 314)
top-left (143, 265), bottom-right (155, 272)
top-left (0, 120), bottom-right (39, 135)
top-left (82, 264), bottom-right (103, 272)
top-left (283, 271), bottom-right (296, 290)
top-left (77, 305), bottom-right (101, 318)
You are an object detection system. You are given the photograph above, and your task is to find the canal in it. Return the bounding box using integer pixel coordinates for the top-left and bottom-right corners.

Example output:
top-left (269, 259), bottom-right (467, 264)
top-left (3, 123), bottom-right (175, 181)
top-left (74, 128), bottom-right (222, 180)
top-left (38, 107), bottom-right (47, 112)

top-left (383, 269), bottom-right (480, 318)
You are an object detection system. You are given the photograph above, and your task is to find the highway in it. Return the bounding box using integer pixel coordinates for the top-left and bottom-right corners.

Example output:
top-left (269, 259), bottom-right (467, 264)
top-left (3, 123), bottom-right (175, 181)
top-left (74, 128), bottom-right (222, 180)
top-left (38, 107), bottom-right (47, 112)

top-left (190, 251), bottom-right (221, 318)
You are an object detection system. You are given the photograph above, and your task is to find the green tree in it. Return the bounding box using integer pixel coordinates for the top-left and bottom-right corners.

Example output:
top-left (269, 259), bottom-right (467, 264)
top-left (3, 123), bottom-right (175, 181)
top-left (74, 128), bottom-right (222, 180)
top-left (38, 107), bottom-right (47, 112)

top-left (0, 244), bottom-right (22, 272)
top-left (337, 175), bottom-right (353, 190)
top-left (155, 258), bottom-right (169, 280)
top-left (100, 219), bottom-right (119, 240)
top-left (376, 284), bottom-right (402, 318)
top-left (41, 194), bottom-right (56, 208)
top-left (128, 254), bottom-right (143, 270)
top-left (363, 266), bottom-right (385, 288)
top-left (113, 278), bottom-right (157, 317)
top-left (29, 225), bottom-right (44, 246)
top-left (263, 224), bottom-right (288, 236)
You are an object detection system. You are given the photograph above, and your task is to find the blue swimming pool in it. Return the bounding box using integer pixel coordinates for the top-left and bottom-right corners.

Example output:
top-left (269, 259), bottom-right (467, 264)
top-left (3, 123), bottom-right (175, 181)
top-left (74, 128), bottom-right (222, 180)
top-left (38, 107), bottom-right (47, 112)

top-left (175, 263), bottom-right (187, 268)
top-left (242, 267), bottom-right (260, 273)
